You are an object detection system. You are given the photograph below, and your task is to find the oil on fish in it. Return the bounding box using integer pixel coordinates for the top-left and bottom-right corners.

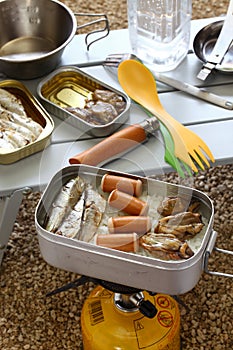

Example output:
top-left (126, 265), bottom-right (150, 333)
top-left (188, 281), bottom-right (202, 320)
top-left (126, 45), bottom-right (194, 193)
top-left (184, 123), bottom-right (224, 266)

top-left (45, 177), bottom-right (106, 242)
top-left (77, 184), bottom-right (106, 242)
top-left (0, 88), bottom-right (43, 150)
top-left (45, 176), bottom-right (86, 233)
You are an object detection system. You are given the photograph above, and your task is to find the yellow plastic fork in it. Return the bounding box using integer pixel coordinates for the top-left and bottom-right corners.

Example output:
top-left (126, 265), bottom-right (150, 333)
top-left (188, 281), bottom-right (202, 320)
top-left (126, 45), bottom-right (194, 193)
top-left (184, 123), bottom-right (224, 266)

top-left (118, 60), bottom-right (215, 172)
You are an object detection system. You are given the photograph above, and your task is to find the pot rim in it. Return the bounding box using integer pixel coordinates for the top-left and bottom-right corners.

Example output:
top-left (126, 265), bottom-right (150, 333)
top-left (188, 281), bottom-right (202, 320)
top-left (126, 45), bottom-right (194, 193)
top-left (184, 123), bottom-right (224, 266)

top-left (0, 0), bottom-right (77, 64)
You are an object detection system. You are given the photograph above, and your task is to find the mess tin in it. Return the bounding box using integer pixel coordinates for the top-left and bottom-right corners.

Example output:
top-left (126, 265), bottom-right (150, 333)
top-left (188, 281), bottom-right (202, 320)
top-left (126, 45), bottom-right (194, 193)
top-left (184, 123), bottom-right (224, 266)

top-left (37, 66), bottom-right (130, 137)
top-left (0, 80), bottom-right (54, 164)
top-left (34, 165), bottom-right (229, 295)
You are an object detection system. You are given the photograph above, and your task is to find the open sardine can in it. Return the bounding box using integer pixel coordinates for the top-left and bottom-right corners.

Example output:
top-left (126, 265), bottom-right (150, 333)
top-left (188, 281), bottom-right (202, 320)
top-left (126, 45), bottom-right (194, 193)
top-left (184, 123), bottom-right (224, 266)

top-left (0, 80), bottom-right (54, 164)
top-left (37, 66), bottom-right (130, 137)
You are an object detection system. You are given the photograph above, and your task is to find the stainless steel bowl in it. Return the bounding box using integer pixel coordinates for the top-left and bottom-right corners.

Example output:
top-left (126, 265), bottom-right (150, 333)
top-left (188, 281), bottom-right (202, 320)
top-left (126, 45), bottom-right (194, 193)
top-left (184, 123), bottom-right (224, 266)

top-left (193, 20), bottom-right (233, 73)
top-left (0, 0), bottom-right (76, 79)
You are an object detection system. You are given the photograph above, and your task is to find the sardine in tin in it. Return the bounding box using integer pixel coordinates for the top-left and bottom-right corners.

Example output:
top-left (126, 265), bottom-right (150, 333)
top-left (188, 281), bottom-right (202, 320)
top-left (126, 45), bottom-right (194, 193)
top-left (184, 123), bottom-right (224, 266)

top-left (35, 165), bottom-right (216, 295)
top-left (37, 66), bottom-right (130, 137)
top-left (0, 80), bottom-right (54, 164)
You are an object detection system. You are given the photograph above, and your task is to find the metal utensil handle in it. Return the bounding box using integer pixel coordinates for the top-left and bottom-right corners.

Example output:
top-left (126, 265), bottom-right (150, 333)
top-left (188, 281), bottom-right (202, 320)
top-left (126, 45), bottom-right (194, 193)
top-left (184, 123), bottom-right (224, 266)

top-left (154, 72), bottom-right (233, 110)
top-left (197, 0), bottom-right (233, 80)
top-left (75, 13), bottom-right (110, 50)
top-left (204, 230), bottom-right (233, 278)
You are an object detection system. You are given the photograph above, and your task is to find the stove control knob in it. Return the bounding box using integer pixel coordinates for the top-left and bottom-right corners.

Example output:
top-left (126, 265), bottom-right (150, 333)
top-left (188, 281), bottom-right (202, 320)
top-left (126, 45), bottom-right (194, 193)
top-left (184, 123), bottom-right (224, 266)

top-left (139, 300), bottom-right (157, 319)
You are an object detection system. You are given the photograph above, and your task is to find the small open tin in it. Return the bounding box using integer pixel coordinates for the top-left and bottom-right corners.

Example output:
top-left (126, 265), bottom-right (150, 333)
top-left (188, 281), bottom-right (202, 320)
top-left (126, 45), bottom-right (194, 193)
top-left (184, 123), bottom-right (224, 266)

top-left (37, 66), bottom-right (130, 137)
top-left (0, 80), bottom-right (54, 164)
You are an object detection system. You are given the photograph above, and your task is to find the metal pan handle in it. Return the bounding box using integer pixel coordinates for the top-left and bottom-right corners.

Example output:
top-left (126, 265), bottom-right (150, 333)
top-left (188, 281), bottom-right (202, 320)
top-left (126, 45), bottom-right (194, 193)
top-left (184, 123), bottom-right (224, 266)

top-left (204, 230), bottom-right (233, 278)
top-left (75, 13), bottom-right (110, 50)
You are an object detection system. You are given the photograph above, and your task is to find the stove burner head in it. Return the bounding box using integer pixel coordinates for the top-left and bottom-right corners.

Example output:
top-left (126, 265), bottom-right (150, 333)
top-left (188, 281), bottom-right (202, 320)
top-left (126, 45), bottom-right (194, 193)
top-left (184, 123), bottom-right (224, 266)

top-left (98, 279), bottom-right (142, 294)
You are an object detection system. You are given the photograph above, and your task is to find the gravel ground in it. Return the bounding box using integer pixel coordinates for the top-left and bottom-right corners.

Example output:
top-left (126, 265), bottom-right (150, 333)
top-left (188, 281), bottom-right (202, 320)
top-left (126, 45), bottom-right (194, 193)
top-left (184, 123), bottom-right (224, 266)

top-left (1, 1), bottom-right (233, 349)
top-left (60, 0), bottom-right (230, 30)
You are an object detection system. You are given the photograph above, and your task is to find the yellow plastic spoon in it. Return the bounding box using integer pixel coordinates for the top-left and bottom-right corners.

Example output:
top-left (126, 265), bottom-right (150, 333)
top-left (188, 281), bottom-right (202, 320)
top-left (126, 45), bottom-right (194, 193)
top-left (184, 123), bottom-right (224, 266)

top-left (118, 60), bottom-right (215, 172)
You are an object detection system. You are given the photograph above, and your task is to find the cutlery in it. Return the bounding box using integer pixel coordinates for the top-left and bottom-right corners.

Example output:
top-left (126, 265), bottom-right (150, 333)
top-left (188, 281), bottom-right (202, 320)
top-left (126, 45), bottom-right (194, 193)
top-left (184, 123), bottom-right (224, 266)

top-left (197, 0), bottom-right (233, 80)
top-left (69, 117), bottom-right (160, 166)
top-left (118, 59), bottom-right (215, 172)
top-left (69, 114), bottom-right (191, 177)
top-left (69, 113), bottom-right (191, 178)
top-left (102, 53), bottom-right (233, 110)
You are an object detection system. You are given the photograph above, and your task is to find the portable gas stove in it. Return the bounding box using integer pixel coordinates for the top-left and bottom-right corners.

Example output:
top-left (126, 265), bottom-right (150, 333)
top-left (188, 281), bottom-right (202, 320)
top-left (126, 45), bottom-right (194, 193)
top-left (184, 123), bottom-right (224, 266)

top-left (47, 275), bottom-right (182, 350)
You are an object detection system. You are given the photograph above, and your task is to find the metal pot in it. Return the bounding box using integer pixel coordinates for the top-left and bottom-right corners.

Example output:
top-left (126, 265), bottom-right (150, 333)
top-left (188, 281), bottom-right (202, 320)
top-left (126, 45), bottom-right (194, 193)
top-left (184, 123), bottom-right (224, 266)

top-left (0, 0), bottom-right (109, 79)
top-left (35, 165), bottom-right (232, 295)
top-left (193, 20), bottom-right (233, 73)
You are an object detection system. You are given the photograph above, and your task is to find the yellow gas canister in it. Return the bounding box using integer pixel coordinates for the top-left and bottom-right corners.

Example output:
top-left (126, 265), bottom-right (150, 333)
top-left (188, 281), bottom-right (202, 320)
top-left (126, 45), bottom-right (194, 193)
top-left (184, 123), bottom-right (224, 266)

top-left (81, 286), bottom-right (180, 350)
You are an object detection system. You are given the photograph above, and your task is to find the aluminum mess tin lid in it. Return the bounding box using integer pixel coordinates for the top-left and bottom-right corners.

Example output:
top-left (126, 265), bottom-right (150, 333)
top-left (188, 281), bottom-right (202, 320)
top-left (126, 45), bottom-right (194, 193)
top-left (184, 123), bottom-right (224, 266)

top-left (35, 165), bottom-right (215, 295)
top-left (0, 80), bottom-right (54, 164)
top-left (37, 66), bottom-right (130, 137)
